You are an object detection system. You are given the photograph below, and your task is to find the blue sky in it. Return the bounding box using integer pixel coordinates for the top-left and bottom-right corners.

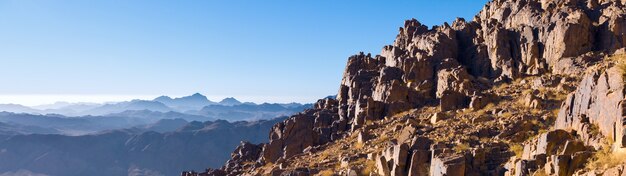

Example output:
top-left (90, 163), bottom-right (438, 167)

top-left (0, 0), bottom-right (488, 105)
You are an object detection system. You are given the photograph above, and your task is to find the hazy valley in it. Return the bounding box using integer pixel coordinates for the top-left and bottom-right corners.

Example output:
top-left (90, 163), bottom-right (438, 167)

top-left (0, 94), bottom-right (310, 176)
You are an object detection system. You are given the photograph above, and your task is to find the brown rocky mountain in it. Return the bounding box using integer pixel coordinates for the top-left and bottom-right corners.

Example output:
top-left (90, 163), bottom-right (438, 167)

top-left (183, 0), bottom-right (626, 175)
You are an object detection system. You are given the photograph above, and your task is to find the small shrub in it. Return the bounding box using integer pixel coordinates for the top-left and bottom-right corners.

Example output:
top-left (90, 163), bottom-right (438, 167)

top-left (480, 137), bottom-right (491, 143)
top-left (365, 120), bottom-right (374, 126)
top-left (317, 170), bottom-right (335, 176)
top-left (360, 160), bottom-right (376, 176)
top-left (537, 129), bottom-right (548, 135)
top-left (483, 102), bottom-right (496, 110)
top-left (392, 110), bottom-right (413, 118)
top-left (500, 112), bottom-right (513, 118)
top-left (495, 82), bottom-right (509, 90)
top-left (533, 170), bottom-right (549, 176)
top-left (372, 135), bottom-right (390, 146)
top-left (510, 144), bottom-right (524, 158)
top-left (588, 123), bottom-right (601, 136)
top-left (547, 109), bottom-right (558, 119)
top-left (354, 142), bottom-right (364, 149)
top-left (612, 54), bottom-right (626, 81)
top-left (453, 143), bottom-right (471, 152)
top-left (319, 151), bottom-right (329, 160)
top-left (586, 145), bottom-right (626, 170)
top-left (553, 92), bottom-right (569, 101)
top-left (530, 108), bottom-right (542, 115)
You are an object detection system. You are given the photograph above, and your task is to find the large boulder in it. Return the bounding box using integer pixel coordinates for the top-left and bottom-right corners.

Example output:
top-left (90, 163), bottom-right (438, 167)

top-left (430, 154), bottom-right (466, 176)
top-left (440, 90), bottom-right (470, 111)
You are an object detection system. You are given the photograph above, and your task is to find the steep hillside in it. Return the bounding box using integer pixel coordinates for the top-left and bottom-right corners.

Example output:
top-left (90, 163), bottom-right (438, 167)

top-left (186, 0), bottom-right (626, 175)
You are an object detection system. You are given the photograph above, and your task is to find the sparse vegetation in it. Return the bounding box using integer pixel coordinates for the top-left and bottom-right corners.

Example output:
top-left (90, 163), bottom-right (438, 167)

top-left (586, 143), bottom-right (626, 170)
top-left (510, 144), bottom-right (524, 158)
top-left (365, 119), bottom-right (374, 126)
top-left (453, 143), bottom-right (471, 153)
top-left (500, 112), bottom-right (513, 118)
top-left (354, 142), bottom-right (364, 149)
top-left (480, 137), bottom-right (491, 143)
top-left (319, 150), bottom-right (330, 161)
top-left (533, 170), bottom-right (549, 176)
top-left (360, 159), bottom-right (376, 175)
top-left (530, 108), bottom-right (542, 115)
top-left (372, 133), bottom-right (390, 146)
top-left (495, 82), bottom-right (509, 90)
top-left (610, 54), bottom-right (626, 81)
top-left (317, 169), bottom-right (335, 176)
top-left (588, 123), bottom-right (601, 137)
top-left (392, 110), bottom-right (414, 118)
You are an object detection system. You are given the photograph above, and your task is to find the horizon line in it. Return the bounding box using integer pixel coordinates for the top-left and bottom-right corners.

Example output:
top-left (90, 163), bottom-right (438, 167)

top-left (0, 94), bottom-right (325, 107)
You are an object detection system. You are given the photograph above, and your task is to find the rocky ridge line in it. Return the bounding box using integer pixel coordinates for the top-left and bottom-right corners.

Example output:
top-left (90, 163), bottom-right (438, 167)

top-left (183, 0), bottom-right (626, 175)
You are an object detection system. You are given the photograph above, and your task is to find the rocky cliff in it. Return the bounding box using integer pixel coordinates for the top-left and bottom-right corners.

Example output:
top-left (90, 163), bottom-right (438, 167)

top-left (184, 0), bottom-right (626, 175)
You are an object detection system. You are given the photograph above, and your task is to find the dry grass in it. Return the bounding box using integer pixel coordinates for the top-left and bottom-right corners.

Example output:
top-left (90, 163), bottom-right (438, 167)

top-left (256, 161), bottom-right (275, 174)
top-left (453, 143), bottom-right (471, 153)
top-left (588, 123), bottom-right (601, 136)
top-left (494, 82), bottom-right (509, 91)
top-left (360, 159), bottom-right (376, 175)
top-left (480, 137), bottom-right (491, 143)
top-left (530, 108), bottom-right (542, 115)
top-left (319, 150), bottom-right (330, 161)
top-left (317, 170), bottom-right (335, 176)
top-left (483, 102), bottom-right (496, 110)
top-left (365, 119), bottom-right (374, 126)
top-left (553, 93), bottom-right (569, 101)
top-left (354, 142), bottom-right (364, 149)
top-left (586, 146), bottom-right (626, 170)
top-left (510, 144), bottom-right (524, 158)
top-left (610, 54), bottom-right (626, 81)
top-left (474, 102), bottom-right (496, 116)
top-left (372, 134), bottom-right (390, 146)
top-left (392, 110), bottom-right (414, 118)
top-left (551, 109), bottom-right (560, 117)
top-left (537, 129), bottom-right (548, 135)
top-left (533, 170), bottom-right (549, 176)
top-left (500, 112), bottom-right (513, 118)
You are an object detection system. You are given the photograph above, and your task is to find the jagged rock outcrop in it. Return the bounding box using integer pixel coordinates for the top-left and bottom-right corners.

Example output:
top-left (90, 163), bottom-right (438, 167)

top-left (556, 65), bottom-right (625, 148)
top-left (255, 98), bottom-right (343, 165)
top-left (186, 0), bottom-right (626, 175)
top-left (505, 52), bottom-right (626, 176)
top-left (507, 130), bottom-right (592, 176)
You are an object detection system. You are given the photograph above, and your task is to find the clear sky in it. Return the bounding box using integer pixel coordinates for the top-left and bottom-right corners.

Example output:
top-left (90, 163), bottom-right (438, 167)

top-left (0, 0), bottom-right (488, 105)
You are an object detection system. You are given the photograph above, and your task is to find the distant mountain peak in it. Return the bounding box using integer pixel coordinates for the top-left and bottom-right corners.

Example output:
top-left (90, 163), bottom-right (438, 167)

top-left (154, 93), bottom-right (208, 102)
top-left (153, 96), bottom-right (172, 101)
top-left (219, 97), bottom-right (242, 106)
top-left (153, 93), bottom-right (215, 111)
top-left (190, 93), bottom-right (204, 97)
top-left (172, 93), bottom-right (208, 101)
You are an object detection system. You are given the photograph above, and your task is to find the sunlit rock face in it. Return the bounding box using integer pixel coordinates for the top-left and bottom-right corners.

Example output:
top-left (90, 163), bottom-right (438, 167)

top-left (187, 0), bottom-right (626, 175)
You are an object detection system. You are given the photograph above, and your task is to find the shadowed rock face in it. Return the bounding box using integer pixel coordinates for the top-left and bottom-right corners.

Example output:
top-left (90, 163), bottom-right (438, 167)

top-left (187, 0), bottom-right (626, 175)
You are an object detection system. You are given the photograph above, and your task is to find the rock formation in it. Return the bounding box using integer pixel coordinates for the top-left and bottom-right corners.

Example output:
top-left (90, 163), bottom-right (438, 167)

top-left (184, 0), bottom-right (626, 175)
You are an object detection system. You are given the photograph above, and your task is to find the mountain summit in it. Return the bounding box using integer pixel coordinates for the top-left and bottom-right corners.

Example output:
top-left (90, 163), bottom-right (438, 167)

top-left (218, 97), bottom-right (242, 106)
top-left (154, 93), bottom-right (216, 111)
top-left (185, 0), bottom-right (626, 175)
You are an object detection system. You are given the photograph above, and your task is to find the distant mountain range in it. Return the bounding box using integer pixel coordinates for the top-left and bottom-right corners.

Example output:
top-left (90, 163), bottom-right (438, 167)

top-left (0, 93), bottom-right (311, 121)
top-left (0, 94), bottom-right (310, 135)
top-left (0, 93), bottom-right (314, 176)
top-left (0, 117), bottom-right (286, 176)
